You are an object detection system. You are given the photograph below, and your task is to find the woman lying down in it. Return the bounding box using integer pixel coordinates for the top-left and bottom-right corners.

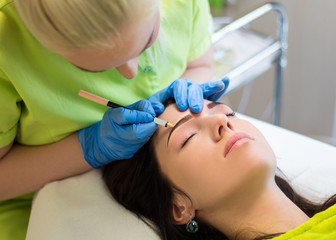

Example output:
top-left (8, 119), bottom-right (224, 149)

top-left (103, 99), bottom-right (336, 240)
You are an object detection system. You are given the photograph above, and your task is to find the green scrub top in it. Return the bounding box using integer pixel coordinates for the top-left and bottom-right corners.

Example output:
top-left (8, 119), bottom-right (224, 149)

top-left (0, 0), bottom-right (213, 148)
top-left (0, 0), bottom-right (213, 239)
top-left (271, 204), bottom-right (336, 240)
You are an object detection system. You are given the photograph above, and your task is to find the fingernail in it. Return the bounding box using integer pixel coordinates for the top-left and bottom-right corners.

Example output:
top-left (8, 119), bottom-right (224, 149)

top-left (191, 107), bottom-right (201, 113)
top-left (179, 104), bottom-right (188, 111)
top-left (214, 81), bottom-right (224, 88)
top-left (191, 103), bottom-right (202, 113)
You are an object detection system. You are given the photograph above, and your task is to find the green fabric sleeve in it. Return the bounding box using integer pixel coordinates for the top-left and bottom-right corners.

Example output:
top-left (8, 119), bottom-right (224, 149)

top-left (0, 68), bottom-right (21, 147)
top-left (187, 0), bottom-right (213, 62)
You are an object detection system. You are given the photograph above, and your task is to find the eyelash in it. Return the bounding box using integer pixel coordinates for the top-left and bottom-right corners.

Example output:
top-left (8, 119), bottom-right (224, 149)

top-left (227, 112), bottom-right (236, 117)
top-left (181, 112), bottom-right (235, 148)
top-left (181, 133), bottom-right (195, 148)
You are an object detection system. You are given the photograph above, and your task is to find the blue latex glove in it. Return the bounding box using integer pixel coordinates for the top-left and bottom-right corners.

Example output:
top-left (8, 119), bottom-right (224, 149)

top-left (147, 77), bottom-right (229, 113)
top-left (78, 100), bottom-right (161, 168)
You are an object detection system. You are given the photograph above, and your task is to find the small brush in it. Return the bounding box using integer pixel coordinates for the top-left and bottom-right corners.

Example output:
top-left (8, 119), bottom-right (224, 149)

top-left (78, 90), bottom-right (173, 128)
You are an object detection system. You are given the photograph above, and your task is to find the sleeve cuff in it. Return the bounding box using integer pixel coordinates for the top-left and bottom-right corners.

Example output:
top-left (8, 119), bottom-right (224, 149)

top-left (187, 35), bottom-right (212, 62)
top-left (0, 123), bottom-right (17, 148)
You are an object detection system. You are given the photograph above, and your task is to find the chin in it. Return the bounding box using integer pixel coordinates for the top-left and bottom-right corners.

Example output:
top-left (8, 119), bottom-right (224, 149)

top-left (233, 145), bottom-right (275, 181)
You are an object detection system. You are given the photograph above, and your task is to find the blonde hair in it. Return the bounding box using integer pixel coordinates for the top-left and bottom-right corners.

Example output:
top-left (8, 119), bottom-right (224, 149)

top-left (15, 0), bottom-right (157, 53)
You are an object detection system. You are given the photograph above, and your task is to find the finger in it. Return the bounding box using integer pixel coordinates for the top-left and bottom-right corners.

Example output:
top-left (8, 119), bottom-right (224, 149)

top-left (108, 108), bottom-right (154, 125)
top-left (203, 77), bottom-right (230, 101)
top-left (174, 79), bottom-right (188, 111)
top-left (129, 100), bottom-right (156, 117)
top-left (187, 83), bottom-right (203, 113)
top-left (122, 122), bottom-right (157, 141)
top-left (201, 80), bottom-right (225, 98)
top-left (151, 101), bottom-right (165, 116)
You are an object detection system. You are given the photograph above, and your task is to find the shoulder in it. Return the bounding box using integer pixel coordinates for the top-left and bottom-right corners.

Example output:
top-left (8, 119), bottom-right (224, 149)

top-left (160, 0), bottom-right (209, 17)
top-left (0, 0), bottom-right (14, 11)
top-left (160, 0), bottom-right (210, 32)
top-left (159, 0), bottom-right (211, 30)
top-left (0, 0), bottom-right (28, 68)
top-left (0, 0), bottom-right (22, 34)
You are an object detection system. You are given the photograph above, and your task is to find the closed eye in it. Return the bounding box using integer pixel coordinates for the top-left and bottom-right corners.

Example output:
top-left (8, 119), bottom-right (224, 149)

top-left (181, 133), bottom-right (196, 148)
top-left (180, 112), bottom-right (234, 149)
top-left (226, 112), bottom-right (235, 117)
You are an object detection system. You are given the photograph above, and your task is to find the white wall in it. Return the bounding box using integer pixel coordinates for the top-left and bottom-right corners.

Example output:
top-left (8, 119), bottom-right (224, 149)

top-left (225, 0), bottom-right (336, 145)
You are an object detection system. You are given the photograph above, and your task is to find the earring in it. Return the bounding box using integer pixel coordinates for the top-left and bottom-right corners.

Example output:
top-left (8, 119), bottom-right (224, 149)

top-left (186, 215), bottom-right (198, 233)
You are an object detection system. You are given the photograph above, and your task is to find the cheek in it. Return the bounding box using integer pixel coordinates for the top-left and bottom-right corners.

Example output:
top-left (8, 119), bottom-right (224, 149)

top-left (165, 141), bottom-right (239, 208)
top-left (237, 120), bottom-right (276, 165)
top-left (161, 140), bottom-right (220, 196)
top-left (167, 146), bottom-right (218, 185)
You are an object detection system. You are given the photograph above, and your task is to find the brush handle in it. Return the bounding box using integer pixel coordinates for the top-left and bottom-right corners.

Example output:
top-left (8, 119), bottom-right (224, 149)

top-left (79, 90), bottom-right (172, 127)
top-left (106, 101), bottom-right (131, 110)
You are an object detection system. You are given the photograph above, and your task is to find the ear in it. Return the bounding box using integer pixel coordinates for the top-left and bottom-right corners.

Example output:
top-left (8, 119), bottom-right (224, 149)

top-left (172, 193), bottom-right (195, 225)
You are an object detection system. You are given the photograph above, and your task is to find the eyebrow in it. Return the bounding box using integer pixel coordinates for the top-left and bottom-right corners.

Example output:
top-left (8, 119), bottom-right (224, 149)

top-left (165, 102), bottom-right (226, 146)
top-left (207, 101), bottom-right (223, 109)
top-left (167, 114), bottom-right (193, 146)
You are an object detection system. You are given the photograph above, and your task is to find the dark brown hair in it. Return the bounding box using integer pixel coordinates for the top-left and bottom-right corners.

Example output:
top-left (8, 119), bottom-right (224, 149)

top-left (103, 102), bottom-right (336, 240)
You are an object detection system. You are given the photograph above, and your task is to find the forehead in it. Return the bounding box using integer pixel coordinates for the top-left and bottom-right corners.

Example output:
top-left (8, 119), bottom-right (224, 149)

top-left (60, 14), bottom-right (157, 70)
top-left (62, 26), bottom-right (144, 65)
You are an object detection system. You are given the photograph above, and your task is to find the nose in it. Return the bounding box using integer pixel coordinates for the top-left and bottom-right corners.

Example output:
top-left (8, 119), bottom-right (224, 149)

top-left (115, 57), bottom-right (138, 79)
top-left (209, 114), bottom-right (233, 142)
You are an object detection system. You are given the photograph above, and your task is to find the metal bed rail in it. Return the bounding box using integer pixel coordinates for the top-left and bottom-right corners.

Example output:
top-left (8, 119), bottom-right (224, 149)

top-left (212, 2), bottom-right (288, 126)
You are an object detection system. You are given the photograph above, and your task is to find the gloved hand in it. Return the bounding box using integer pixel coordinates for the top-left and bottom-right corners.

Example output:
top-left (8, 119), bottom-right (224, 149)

top-left (147, 77), bottom-right (229, 113)
top-left (78, 100), bottom-right (162, 168)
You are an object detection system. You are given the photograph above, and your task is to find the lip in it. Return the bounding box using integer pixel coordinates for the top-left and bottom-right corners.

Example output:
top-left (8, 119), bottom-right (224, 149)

top-left (224, 132), bottom-right (253, 157)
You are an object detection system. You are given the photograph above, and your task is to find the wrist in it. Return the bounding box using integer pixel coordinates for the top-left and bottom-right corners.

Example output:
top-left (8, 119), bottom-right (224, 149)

top-left (77, 123), bottom-right (103, 169)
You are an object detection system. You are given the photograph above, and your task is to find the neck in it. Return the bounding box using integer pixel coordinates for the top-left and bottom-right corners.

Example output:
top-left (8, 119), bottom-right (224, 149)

top-left (201, 180), bottom-right (310, 240)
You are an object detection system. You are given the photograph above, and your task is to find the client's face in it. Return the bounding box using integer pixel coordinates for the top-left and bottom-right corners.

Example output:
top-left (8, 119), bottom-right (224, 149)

top-left (154, 100), bottom-right (276, 212)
